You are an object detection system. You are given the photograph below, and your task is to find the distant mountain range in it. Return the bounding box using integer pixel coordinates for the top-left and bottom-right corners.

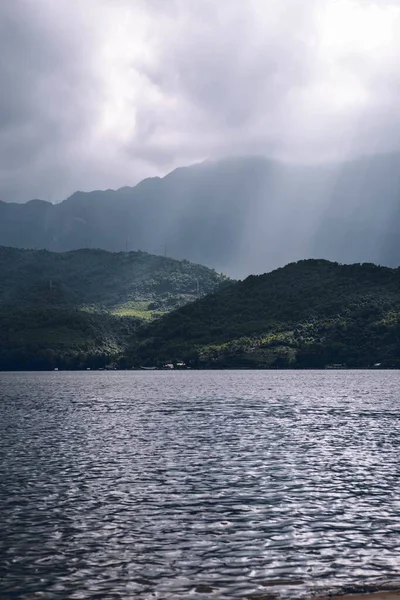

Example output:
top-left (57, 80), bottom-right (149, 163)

top-left (1, 154), bottom-right (400, 277)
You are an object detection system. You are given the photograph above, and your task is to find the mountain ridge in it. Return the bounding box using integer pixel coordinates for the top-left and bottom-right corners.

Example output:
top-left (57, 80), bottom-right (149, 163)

top-left (1, 154), bottom-right (400, 277)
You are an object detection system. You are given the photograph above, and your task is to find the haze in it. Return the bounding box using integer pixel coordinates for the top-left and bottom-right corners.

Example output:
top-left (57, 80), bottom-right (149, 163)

top-left (1, 0), bottom-right (400, 202)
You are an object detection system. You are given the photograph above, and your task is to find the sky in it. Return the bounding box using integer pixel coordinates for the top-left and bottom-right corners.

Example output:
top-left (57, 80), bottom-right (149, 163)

top-left (1, 0), bottom-right (400, 202)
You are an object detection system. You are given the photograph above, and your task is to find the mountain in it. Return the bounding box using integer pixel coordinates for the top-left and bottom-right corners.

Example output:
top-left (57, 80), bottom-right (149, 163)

top-left (126, 259), bottom-right (400, 369)
top-left (1, 154), bottom-right (400, 277)
top-left (0, 247), bottom-right (226, 370)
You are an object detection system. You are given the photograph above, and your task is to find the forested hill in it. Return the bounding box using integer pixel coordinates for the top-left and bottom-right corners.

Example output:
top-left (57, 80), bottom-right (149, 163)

top-left (0, 247), bottom-right (227, 370)
top-left (0, 246), bottom-right (226, 315)
top-left (127, 259), bottom-right (400, 369)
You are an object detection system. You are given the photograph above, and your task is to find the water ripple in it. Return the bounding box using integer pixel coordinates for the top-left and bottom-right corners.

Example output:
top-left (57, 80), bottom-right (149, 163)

top-left (0, 370), bottom-right (400, 599)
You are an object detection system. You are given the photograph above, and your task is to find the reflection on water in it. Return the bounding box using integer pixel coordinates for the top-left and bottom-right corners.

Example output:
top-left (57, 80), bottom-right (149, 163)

top-left (0, 370), bottom-right (400, 599)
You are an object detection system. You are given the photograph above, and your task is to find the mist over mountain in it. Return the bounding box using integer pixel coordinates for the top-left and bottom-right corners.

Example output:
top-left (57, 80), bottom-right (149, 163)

top-left (1, 154), bottom-right (399, 278)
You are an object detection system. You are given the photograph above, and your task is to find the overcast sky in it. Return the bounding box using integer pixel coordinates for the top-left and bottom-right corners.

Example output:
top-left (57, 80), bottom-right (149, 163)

top-left (1, 0), bottom-right (400, 202)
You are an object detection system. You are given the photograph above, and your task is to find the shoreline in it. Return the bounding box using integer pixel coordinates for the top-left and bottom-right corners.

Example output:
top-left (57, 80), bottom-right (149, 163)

top-left (317, 593), bottom-right (400, 600)
top-left (0, 367), bottom-right (399, 372)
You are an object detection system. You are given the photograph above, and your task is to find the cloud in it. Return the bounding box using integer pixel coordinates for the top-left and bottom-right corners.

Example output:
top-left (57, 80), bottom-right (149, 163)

top-left (0, 1), bottom-right (103, 200)
top-left (1, 0), bottom-right (400, 201)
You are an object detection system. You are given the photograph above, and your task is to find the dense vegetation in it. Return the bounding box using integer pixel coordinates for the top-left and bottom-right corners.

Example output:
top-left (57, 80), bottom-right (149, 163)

top-left (124, 260), bottom-right (400, 369)
top-left (0, 247), bottom-right (226, 370)
top-left (0, 246), bottom-right (225, 313)
top-left (0, 309), bottom-right (139, 371)
top-left (2, 253), bottom-right (400, 370)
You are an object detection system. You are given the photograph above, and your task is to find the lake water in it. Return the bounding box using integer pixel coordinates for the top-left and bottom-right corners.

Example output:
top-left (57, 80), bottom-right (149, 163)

top-left (1, 371), bottom-right (400, 599)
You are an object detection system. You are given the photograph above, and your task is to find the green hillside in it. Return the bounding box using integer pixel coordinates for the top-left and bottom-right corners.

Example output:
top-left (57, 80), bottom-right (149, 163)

top-left (0, 247), bottom-right (227, 370)
top-left (0, 246), bottom-right (226, 315)
top-left (0, 309), bottom-right (139, 371)
top-left (125, 259), bottom-right (400, 369)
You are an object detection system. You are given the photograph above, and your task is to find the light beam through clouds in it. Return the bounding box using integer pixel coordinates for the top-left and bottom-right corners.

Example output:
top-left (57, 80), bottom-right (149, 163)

top-left (0, 0), bottom-right (400, 201)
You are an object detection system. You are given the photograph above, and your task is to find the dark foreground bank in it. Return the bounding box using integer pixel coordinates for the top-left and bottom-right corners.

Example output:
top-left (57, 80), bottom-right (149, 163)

top-left (318, 592), bottom-right (400, 600)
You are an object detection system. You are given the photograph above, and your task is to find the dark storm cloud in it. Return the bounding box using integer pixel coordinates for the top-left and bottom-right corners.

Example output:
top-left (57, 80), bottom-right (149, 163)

top-left (154, 2), bottom-right (314, 126)
top-left (1, 0), bottom-right (400, 201)
top-left (0, 1), bottom-right (103, 200)
top-left (127, 0), bottom-right (318, 162)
